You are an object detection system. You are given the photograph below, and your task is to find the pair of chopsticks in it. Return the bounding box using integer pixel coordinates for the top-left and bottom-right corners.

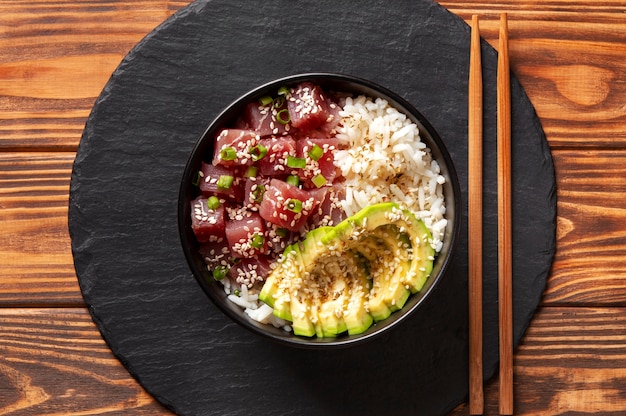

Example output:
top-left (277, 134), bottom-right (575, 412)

top-left (468, 13), bottom-right (513, 415)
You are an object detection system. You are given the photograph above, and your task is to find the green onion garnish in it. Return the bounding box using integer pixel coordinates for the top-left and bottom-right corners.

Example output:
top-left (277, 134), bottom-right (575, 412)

top-left (207, 195), bottom-right (221, 209)
top-left (287, 155), bottom-right (306, 169)
top-left (311, 174), bottom-right (327, 188)
top-left (219, 146), bottom-right (237, 161)
top-left (249, 144), bottom-right (268, 161)
top-left (273, 96), bottom-right (285, 109)
top-left (277, 86), bottom-right (290, 96)
top-left (286, 198), bottom-right (303, 213)
top-left (192, 170), bottom-right (202, 186)
top-left (251, 184), bottom-right (265, 203)
top-left (244, 165), bottom-right (258, 178)
top-left (259, 96), bottom-right (273, 106)
top-left (233, 288), bottom-right (241, 296)
top-left (213, 265), bottom-right (228, 280)
top-left (286, 175), bottom-right (300, 187)
top-left (275, 227), bottom-right (288, 237)
top-left (276, 109), bottom-right (291, 125)
top-left (250, 233), bottom-right (265, 249)
top-left (217, 175), bottom-right (234, 190)
top-left (308, 144), bottom-right (324, 161)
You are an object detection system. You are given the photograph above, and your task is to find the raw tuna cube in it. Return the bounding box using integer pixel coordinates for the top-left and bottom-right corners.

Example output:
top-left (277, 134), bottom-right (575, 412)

top-left (243, 177), bottom-right (270, 210)
top-left (228, 255), bottom-right (274, 286)
top-left (287, 82), bottom-right (331, 131)
top-left (294, 137), bottom-right (340, 186)
top-left (243, 100), bottom-right (290, 137)
top-left (213, 129), bottom-right (259, 166)
top-left (257, 135), bottom-right (297, 176)
top-left (198, 238), bottom-right (231, 270)
top-left (199, 162), bottom-right (244, 201)
top-left (225, 211), bottom-right (268, 258)
top-left (259, 179), bottom-right (323, 231)
top-left (190, 196), bottom-right (226, 243)
top-left (307, 183), bottom-right (346, 227)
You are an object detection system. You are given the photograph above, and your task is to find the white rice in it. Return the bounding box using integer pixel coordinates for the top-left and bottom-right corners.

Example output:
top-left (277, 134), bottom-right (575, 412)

top-left (334, 95), bottom-right (447, 252)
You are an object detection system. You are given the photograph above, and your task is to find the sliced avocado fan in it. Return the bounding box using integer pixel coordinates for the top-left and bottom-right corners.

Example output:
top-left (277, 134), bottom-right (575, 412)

top-left (259, 202), bottom-right (436, 338)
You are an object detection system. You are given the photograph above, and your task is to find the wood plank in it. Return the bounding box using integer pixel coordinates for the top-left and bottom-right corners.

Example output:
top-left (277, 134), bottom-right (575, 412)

top-left (441, 2), bottom-right (626, 148)
top-left (0, 1), bottom-right (193, 150)
top-left (0, 152), bottom-right (82, 306)
top-left (451, 306), bottom-right (626, 415)
top-left (0, 308), bottom-right (172, 415)
top-left (547, 149), bottom-right (626, 305)
top-left (2, 306), bottom-right (625, 415)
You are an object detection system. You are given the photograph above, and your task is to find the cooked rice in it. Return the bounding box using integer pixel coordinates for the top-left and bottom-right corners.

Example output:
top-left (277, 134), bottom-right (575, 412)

top-left (334, 95), bottom-right (447, 252)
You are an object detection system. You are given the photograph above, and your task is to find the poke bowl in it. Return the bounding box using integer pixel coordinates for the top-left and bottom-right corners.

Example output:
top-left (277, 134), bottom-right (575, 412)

top-left (178, 73), bottom-right (461, 348)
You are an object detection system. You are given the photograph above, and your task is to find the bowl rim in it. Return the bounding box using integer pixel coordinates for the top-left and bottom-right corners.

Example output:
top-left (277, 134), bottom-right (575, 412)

top-left (178, 72), bottom-right (462, 349)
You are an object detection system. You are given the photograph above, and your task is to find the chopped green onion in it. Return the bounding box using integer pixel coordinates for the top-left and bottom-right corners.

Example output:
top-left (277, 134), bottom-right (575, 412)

top-left (273, 96), bottom-right (285, 109)
top-left (249, 144), bottom-right (268, 161)
top-left (287, 155), bottom-right (306, 169)
top-left (219, 146), bottom-right (237, 161)
top-left (276, 108), bottom-right (291, 125)
top-left (233, 288), bottom-right (241, 296)
top-left (286, 175), bottom-right (300, 187)
top-left (217, 175), bottom-right (234, 190)
top-left (277, 86), bottom-right (290, 96)
top-left (249, 233), bottom-right (265, 249)
top-left (275, 227), bottom-right (288, 237)
top-left (251, 184), bottom-right (265, 203)
top-left (259, 95), bottom-right (273, 106)
top-left (207, 195), bottom-right (221, 209)
top-left (311, 174), bottom-right (327, 188)
top-left (244, 165), bottom-right (258, 178)
top-left (212, 265), bottom-right (228, 281)
top-left (286, 198), bottom-right (303, 213)
top-left (308, 144), bottom-right (324, 161)
top-left (192, 170), bottom-right (202, 186)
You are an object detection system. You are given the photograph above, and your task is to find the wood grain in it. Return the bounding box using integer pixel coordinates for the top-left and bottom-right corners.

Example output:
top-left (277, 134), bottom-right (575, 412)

top-left (441, 1), bottom-right (626, 148)
top-left (452, 306), bottom-right (626, 415)
top-left (0, 308), bottom-right (171, 415)
top-left (0, 1), bottom-right (190, 151)
top-left (2, 307), bottom-right (626, 416)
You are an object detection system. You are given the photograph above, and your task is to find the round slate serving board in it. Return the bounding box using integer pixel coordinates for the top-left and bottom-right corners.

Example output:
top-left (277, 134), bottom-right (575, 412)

top-left (68, 1), bottom-right (556, 415)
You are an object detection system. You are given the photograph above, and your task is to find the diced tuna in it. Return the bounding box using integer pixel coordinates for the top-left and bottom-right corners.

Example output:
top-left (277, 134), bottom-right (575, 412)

top-left (213, 129), bottom-right (259, 166)
top-left (243, 100), bottom-right (290, 137)
top-left (294, 137), bottom-right (340, 186)
top-left (243, 177), bottom-right (270, 210)
top-left (198, 238), bottom-right (231, 270)
top-left (257, 135), bottom-right (297, 176)
top-left (259, 179), bottom-right (324, 231)
top-left (199, 162), bottom-right (245, 201)
top-left (228, 255), bottom-right (274, 285)
top-left (190, 196), bottom-right (226, 243)
top-left (308, 183), bottom-right (347, 227)
top-left (225, 211), bottom-right (268, 258)
top-left (287, 82), bottom-right (331, 131)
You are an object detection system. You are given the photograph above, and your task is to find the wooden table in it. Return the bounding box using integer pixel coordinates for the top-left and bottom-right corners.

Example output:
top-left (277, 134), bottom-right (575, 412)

top-left (1, 1), bottom-right (625, 414)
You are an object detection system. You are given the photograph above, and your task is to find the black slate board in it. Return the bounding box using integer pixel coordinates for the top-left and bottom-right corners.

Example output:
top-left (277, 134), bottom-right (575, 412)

top-left (68, 1), bottom-right (556, 415)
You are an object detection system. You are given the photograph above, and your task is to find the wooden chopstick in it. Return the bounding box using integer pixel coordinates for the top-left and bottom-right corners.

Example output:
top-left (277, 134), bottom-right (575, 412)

top-left (497, 12), bottom-right (514, 416)
top-left (468, 14), bottom-right (484, 416)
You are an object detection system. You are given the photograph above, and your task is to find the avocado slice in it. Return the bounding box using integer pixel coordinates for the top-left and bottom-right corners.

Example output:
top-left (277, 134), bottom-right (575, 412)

top-left (343, 252), bottom-right (374, 335)
top-left (259, 244), bottom-right (296, 321)
top-left (257, 201), bottom-right (437, 338)
top-left (316, 254), bottom-right (350, 337)
top-left (333, 202), bottom-right (434, 293)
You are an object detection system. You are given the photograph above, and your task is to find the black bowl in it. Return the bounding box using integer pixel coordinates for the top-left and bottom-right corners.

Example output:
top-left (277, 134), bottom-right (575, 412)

top-left (178, 73), bottom-right (461, 349)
